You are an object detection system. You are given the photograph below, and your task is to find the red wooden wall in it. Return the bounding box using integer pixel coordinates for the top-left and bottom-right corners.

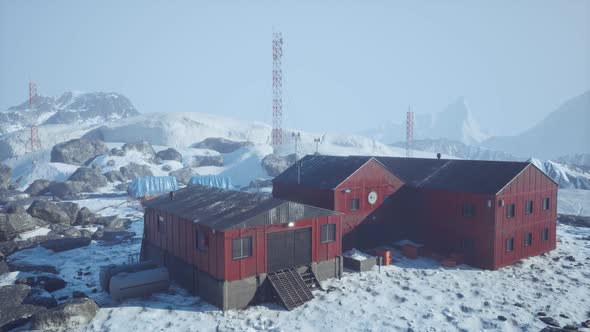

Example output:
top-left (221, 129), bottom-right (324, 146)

top-left (144, 208), bottom-right (341, 282)
top-left (493, 164), bottom-right (558, 269)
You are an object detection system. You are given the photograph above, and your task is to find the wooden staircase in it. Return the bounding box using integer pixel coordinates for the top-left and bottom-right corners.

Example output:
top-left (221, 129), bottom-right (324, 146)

top-left (299, 268), bottom-right (323, 291)
top-left (267, 268), bottom-right (314, 311)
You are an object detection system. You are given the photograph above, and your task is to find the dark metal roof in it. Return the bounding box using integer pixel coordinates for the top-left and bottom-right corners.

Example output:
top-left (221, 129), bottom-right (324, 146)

top-left (144, 185), bottom-right (340, 231)
top-left (272, 155), bottom-right (372, 189)
top-left (374, 157), bottom-right (531, 194)
top-left (273, 154), bottom-right (532, 194)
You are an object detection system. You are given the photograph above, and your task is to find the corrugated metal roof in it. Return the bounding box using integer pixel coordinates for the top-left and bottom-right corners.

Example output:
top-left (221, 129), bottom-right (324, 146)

top-left (273, 155), bottom-right (532, 194)
top-left (144, 185), bottom-right (340, 230)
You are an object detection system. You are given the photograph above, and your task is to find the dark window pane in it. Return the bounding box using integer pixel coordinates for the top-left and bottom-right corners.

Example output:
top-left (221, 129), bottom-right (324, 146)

top-left (543, 198), bottom-right (550, 210)
top-left (507, 204), bottom-right (515, 218)
top-left (321, 224), bottom-right (336, 243)
top-left (506, 238), bottom-right (514, 252)
top-left (525, 200), bottom-right (533, 215)
top-left (542, 228), bottom-right (549, 241)
top-left (350, 198), bottom-right (360, 211)
top-left (232, 237), bottom-right (253, 259)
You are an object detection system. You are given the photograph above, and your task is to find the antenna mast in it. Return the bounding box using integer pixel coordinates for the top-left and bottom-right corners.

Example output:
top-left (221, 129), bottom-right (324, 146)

top-left (272, 31), bottom-right (284, 149)
top-left (406, 106), bottom-right (414, 158)
top-left (29, 81), bottom-right (42, 153)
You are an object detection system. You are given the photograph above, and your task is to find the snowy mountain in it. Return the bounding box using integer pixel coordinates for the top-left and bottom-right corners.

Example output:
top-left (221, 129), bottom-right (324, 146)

top-left (360, 97), bottom-right (489, 145)
top-left (482, 90), bottom-right (590, 160)
top-left (531, 158), bottom-right (590, 190)
top-left (557, 153), bottom-right (590, 170)
top-left (390, 138), bottom-right (520, 161)
top-left (0, 91), bottom-right (139, 135)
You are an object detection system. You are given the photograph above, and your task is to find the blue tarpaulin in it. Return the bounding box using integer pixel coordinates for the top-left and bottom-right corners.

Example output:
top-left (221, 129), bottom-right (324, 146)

top-left (127, 176), bottom-right (179, 198)
top-left (188, 175), bottom-right (232, 190)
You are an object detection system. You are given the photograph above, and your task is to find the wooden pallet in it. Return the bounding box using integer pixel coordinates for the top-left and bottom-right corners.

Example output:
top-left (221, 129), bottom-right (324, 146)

top-left (268, 268), bottom-right (314, 311)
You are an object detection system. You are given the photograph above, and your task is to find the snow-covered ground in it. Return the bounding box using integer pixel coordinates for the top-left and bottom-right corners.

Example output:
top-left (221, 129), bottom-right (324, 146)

top-left (558, 189), bottom-right (590, 217)
top-left (2, 192), bottom-right (589, 332)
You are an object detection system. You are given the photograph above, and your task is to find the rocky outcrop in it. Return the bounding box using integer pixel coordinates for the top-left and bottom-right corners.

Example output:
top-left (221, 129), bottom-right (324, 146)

top-left (68, 167), bottom-right (108, 189)
top-left (192, 137), bottom-right (252, 153)
top-left (50, 139), bottom-right (109, 166)
top-left (261, 153), bottom-right (296, 177)
top-left (120, 162), bottom-right (153, 179)
top-left (24, 179), bottom-right (52, 196)
top-left (0, 212), bottom-right (42, 241)
top-left (48, 224), bottom-right (82, 238)
top-left (161, 164), bottom-right (172, 172)
top-left (16, 275), bottom-right (67, 293)
top-left (103, 170), bottom-right (126, 183)
top-left (0, 190), bottom-right (29, 205)
top-left (55, 202), bottom-right (80, 225)
top-left (186, 155), bottom-right (224, 168)
top-left (169, 167), bottom-right (198, 185)
top-left (122, 142), bottom-right (156, 158)
top-left (27, 200), bottom-right (72, 225)
top-left (558, 214), bottom-right (590, 228)
top-left (40, 237), bottom-right (91, 252)
top-left (0, 163), bottom-right (11, 190)
top-left (156, 148), bottom-right (182, 162)
top-left (95, 216), bottom-right (131, 229)
top-left (30, 297), bottom-right (99, 331)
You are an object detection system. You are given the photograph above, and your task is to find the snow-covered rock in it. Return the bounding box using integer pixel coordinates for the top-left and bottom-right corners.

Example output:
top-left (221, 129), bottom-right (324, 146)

top-left (47, 181), bottom-right (92, 200)
top-left (185, 155), bottom-right (223, 168)
top-left (50, 139), bottom-right (109, 166)
top-left (531, 158), bottom-right (590, 190)
top-left (0, 212), bottom-right (42, 241)
top-left (24, 179), bottom-right (52, 196)
top-left (261, 153), bottom-right (296, 177)
top-left (103, 170), bottom-right (126, 183)
top-left (169, 167), bottom-right (198, 185)
top-left (122, 142), bottom-right (156, 159)
top-left (0, 284), bottom-right (47, 331)
top-left (120, 163), bottom-right (153, 179)
top-left (26, 200), bottom-right (73, 225)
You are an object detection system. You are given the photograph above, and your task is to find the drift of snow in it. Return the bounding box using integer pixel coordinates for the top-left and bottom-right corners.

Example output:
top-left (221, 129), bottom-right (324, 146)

top-left (343, 248), bottom-right (372, 261)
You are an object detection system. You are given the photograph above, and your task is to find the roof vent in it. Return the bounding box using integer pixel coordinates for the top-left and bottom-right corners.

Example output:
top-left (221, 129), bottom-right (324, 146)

top-left (169, 191), bottom-right (175, 200)
top-left (436, 153), bottom-right (441, 160)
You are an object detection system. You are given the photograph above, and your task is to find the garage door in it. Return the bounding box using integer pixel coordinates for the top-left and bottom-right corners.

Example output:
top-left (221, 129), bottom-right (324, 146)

top-left (267, 227), bottom-right (312, 273)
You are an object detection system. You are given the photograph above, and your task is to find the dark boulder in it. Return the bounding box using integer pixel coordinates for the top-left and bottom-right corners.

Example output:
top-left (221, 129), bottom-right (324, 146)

top-left (55, 201), bottom-right (80, 224)
top-left (156, 148), bottom-right (182, 162)
top-left (0, 212), bottom-right (41, 241)
top-left (120, 162), bottom-right (153, 179)
top-left (68, 167), bottom-right (108, 189)
top-left (122, 141), bottom-right (156, 158)
top-left (191, 137), bottom-right (252, 153)
top-left (186, 155), bottom-right (223, 167)
top-left (95, 216), bottom-right (131, 229)
top-left (25, 179), bottom-right (52, 196)
top-left (47, 181), bottom-right (93, 200)
top-left (540, 317), bottom-right (561, 327)
top-left (27, 200), bottom-right (71, 224)
top-left (7, 262), bottom-right (58, 274)
top-left (103, 169), bottom-right (126, 183)
top-left (50, 139), bottom-right (109, 166)
top-left (98, 229), bottom-right (135, 242)
top-left (161, 164), bottom-right (172, 172)
top-left (30, 297), bottom-right (99, 331)
top-left (169, 167), bottom-right (198, 185)
top-left (109, 147), bottom-right (125, 157)
top-left (22, 288), bottom-right (58, 308)
top-left (114, 182), bottom-right (130, 191)
top-left (48, 224), bottom-right (82, 238)
top-left (0, 284), bottom-right (46, 332)
top-left (0, 163), bottom-right (12, 190)
top-left (74, 207), bottom-right (97, 226)
top-left (40, 237), bottom-right (91, 252)
top-left (261, 153), bottom-right (296, 177)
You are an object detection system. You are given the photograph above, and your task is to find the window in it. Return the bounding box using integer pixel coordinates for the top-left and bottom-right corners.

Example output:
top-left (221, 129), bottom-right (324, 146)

top-left (542, 228), bottom-right (549, 241)
top-left (321, 224), bottom-right (336, 243)
top-left (157, 215), bottom-right (164, 233)
top-left (232, 236), bottom-right (252, 259)
top-left (506, 204), bottom-right (515, 218)
top-left (505, 238), bottom-right (514, 252)
top-left (196, 230), bottom-right (208, 252)
top-left (350, 198), bottom-right (360, 211)
top-left (462, 203), bottom-right (476, 217)
top-left (525, 200), bottom-right (533, 215)
top-left (524, 232), bottom-right (532, 247)
top-left (542, 197), bottom-right (550, 211)
top-left (461, 239), bottom-right (475, 251)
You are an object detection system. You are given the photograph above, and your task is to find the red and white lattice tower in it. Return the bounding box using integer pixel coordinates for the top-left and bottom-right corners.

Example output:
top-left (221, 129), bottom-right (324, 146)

top-left (406, 106), bottom-right (414, 158)
top-left (29, 81), bottom-right (42, 152)
top-left (271, 32), bottom-right (283, 148)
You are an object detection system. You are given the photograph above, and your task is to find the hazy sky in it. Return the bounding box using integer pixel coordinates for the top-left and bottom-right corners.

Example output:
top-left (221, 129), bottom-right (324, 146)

top-left (1, 0), bottom-right (589, 136)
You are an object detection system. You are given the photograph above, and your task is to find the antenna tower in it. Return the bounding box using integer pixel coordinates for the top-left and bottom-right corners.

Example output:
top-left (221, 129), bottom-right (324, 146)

top-left (406, 106), bottom-right (414, 158)
top-left (271, 32), bottom-right (283, 148)
top-left (29, 81), bottom-right (42, 152)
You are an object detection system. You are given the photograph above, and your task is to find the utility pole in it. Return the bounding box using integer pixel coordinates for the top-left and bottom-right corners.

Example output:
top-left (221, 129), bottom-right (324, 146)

top-left (272, 31), bottom-right (284, 151)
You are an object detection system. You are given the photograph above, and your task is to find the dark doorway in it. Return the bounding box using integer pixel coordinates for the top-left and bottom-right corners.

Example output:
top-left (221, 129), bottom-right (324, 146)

top-left (267, 227), bottom-right (312, 273)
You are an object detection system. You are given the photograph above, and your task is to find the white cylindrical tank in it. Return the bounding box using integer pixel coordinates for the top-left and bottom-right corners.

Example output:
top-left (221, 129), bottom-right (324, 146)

top-left (109, 267), bottom-right (170, 301)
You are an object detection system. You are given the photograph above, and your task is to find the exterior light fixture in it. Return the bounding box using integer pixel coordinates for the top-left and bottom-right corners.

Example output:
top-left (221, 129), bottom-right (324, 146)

top-left (287, 222), bottom-right (295, 227)
top-left (342, 189), bottom-right (351, 193)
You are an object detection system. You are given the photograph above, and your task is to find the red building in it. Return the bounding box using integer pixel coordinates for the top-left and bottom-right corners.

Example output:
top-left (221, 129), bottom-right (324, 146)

top-left (273, 155), bottom-right (558, 270)
top-left (142, 185), bottom-right (342, 310)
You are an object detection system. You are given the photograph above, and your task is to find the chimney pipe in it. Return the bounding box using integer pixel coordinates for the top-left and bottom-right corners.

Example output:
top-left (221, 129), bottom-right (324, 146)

top-left (169, 191), bottom-right (175, 200)
top-left (436, 153), bottom-right (441, 160)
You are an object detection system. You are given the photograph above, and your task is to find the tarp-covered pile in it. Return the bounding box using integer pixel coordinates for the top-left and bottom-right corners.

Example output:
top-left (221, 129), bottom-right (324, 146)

top-left (128, 176), bottom-right (179, 198)
top-left (188, 175), bottom-right (232, 190)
